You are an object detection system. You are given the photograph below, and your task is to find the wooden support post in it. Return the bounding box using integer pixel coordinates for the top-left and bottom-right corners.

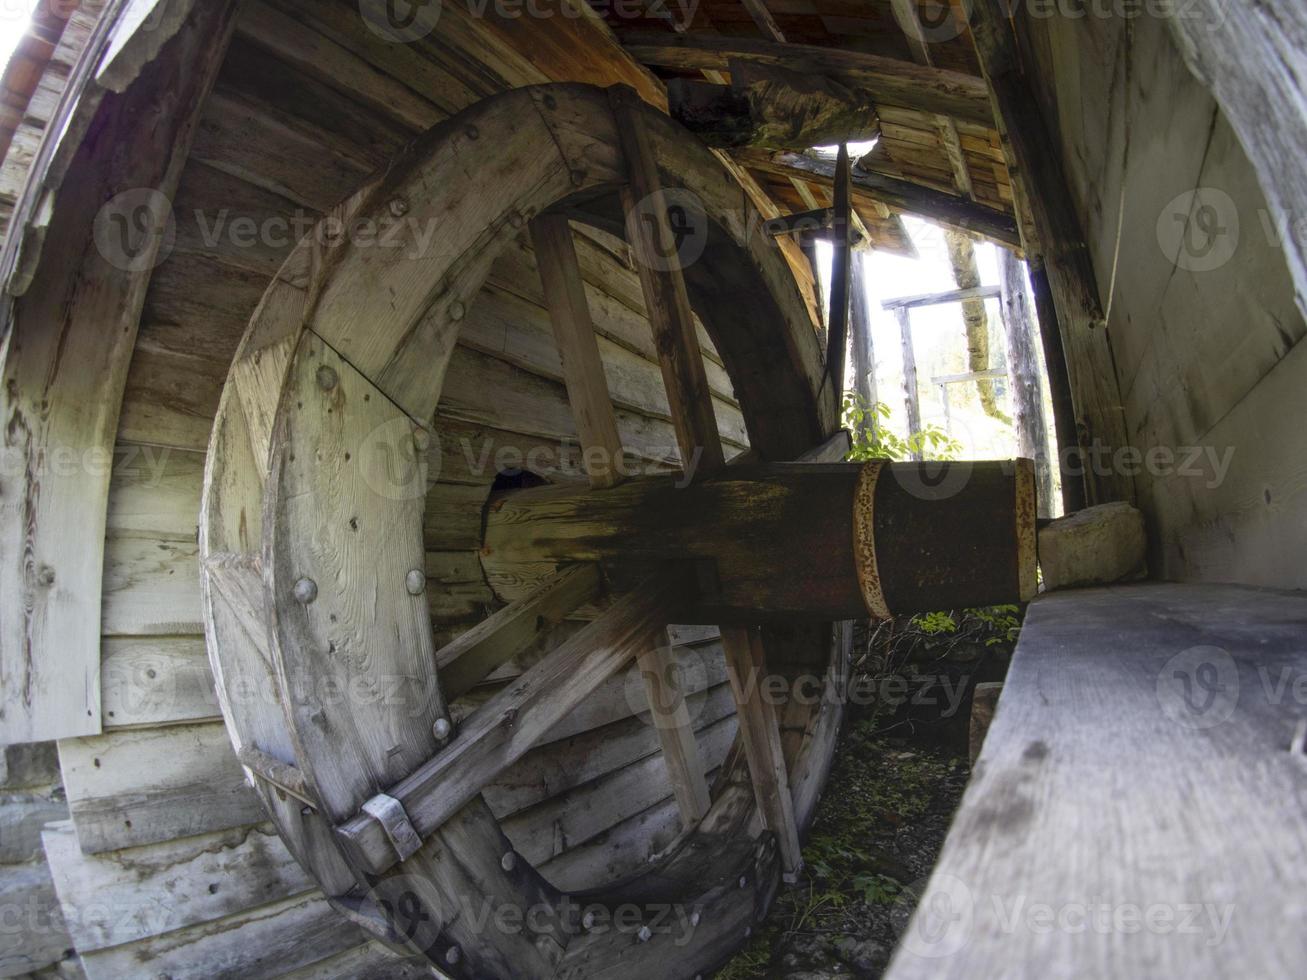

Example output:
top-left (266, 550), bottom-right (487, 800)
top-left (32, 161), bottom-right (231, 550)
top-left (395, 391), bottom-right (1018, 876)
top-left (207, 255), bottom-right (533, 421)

top-left (883, 283), bottom-right (1002, 311)
top-left (998, 250), bottom-right (1055, 517)
top-left (850, 252), bottom-right (878, 416)
top-left (825, 144), bottom-right (853, 397)
top-left (610, 84), bottom-right (725, 474)
top-left (530, 214), bottom-right (625, 488)
top-left (1029, 259), bottom-right (1087, 513)
top-left (896, 307), bottom-right (923, 459)
top-left (636, 636), bottom-right (712, 826)
top-left (740, 0), bottom-right (787, 42)
top-left (967, 0), bottom-right (1132, 505)
top-left (721, 625), bottom-right (803, 878)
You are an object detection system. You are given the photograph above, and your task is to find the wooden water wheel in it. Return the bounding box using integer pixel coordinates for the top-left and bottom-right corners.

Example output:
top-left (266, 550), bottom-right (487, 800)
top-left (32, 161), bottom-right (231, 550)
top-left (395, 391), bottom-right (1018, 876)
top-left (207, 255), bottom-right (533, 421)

top-left (198, 82), bottom-right (1035, 978)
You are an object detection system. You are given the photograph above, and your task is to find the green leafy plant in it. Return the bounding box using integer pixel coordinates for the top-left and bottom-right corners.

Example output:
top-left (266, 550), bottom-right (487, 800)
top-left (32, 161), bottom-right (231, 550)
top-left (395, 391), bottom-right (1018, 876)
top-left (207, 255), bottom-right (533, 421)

top-left (913, 610), bottom-right (958, 635)
top-left (842, 394), bottom-right (962, 463)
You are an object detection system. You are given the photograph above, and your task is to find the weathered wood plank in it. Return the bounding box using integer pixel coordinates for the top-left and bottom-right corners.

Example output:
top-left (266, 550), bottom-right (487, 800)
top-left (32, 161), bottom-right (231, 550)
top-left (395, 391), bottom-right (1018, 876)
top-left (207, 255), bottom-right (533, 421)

top-left (530, 213), bottom-right (625, 487)
top-left (887, 584), bottom-right (1307, 979)
top-left (0, 0), bottom-right (240, 743)
top-left (57, 721), bottom-right (262, 854)
top-left (337, 574), bottom-right (691, 876)
top-left (623, 32), bottom-right (995, 125)
top-left (101, 636), bottom-right (217, 730)
top-left (42, 820), bottom-right (313, 952)
top-left (720, 626), bottom-right (803, 876)
top-left (635, 638), bottom-right (712, 827)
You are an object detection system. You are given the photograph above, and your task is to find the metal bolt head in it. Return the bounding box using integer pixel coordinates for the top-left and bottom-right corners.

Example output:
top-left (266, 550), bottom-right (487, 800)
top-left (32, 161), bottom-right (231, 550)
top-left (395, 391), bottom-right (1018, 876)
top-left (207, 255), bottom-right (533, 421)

top-left (738, 875), bottom-right (748, 889)
top-left (582, 909), bottom-right (598, 931)
top-left (293, 578), bottom-right (318, 604)
top-left (445, 945), bottom-right (461, 965)
top-left (432, 717), bottom-right (451, 741)
top-left (315, 365), bottom-right (338, 391)
top-left (690, 910), bottom-right (701, 927)
top-left (406, 569), bottom-right (426, 596)
top-left (509, 212), bottom-right (525, 229)
top-left (501, 851), bottom-right (517, 872)
top-left (389, 196), bottom-right (409, 217)
top-left (412, 428), bottom-right (431, 453)
top-left (448, 300), bottom-right (465, 322)
top-left (465, 124), bottom-right (479, 140)
top-left (637, 925), bottom-right (652, 943)
top-left (570, 169), bottom-right (586, 187)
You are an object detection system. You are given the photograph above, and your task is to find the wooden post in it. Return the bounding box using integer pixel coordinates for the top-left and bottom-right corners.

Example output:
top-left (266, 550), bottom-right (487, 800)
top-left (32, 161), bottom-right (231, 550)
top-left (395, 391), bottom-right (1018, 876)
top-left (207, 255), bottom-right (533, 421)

top-left (966, 0), bottom-right (1132, 506)
top-left (998, 249), bottom-right (1055, 517)
top-left (1029, 259), bottom-right (1087, 513)
top-left (825, 143), bottom-right (853, 397)
top-left (896, 307), bottom-right (923, 460)
top-left (850, 251), bottom-right (878, 418)
top-left (530, 214), bottom-right (625, 487)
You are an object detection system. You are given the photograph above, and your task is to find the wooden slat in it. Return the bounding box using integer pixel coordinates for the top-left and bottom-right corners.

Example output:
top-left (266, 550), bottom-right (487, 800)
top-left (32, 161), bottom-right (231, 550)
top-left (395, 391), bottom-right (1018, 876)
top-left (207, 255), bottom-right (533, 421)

top-left (530, 213), bottom-right (626, 487)
top-left (634, 636), bottom-right (712, 826)
top-left (720, 625), bottom-right (803, 877)
top-left (336, 573), bottom-right (691, 876)
top-left (610, 84), bottom-right (725, 474)
top-left (0, 0), bottom-right (240, 743)
top-left (887, 584), bottom-right (1307, 978)
top-left (436, 564), bottom-right (603, 700)
top-left (57, 721), bottom-right (263, 853)
top-left (896, 306), bottom-right (924, 458)
top-left (883, 283), bottom-right (1002, 310)
top-left (825, 143), bottom-right (853, 396)
top-left (42, 820), bottom-right (313, 953)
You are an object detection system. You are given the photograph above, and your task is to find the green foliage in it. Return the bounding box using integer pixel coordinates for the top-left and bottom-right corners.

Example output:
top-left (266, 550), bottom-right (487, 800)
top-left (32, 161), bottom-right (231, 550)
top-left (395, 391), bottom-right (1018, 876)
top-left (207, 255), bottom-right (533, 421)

top-left (969, 604), bottom-right (1022, 646)
top-left (842, 393), bottom-right (962, 463)
top-left (913, 611), bottom-right (957, 635)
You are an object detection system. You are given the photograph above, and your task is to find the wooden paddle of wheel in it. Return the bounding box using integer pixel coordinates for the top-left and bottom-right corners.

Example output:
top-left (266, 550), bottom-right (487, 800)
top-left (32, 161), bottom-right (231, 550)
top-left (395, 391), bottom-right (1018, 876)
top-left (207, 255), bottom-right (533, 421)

top-left (199, 83), bottom-right (1036, 978)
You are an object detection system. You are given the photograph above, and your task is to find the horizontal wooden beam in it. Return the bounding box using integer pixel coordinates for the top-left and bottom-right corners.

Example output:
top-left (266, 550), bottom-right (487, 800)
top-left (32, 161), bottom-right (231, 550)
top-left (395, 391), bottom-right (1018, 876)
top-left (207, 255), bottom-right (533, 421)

top-left (623, 32), bottom-right (995, 126)
top-left (337, 573), bottom-right (690, 876)
top-left (883, 283), bottom-right (1002, 310)
top-left (735, 149), bottom-right (1021, 248)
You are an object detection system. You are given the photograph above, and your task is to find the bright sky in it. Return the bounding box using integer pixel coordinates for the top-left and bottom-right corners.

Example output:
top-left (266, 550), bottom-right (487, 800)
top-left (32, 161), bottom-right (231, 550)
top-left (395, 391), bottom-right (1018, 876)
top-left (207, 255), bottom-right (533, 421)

top-left (816, 216), bottom-right (1047, 465)
top-left (0, 2), bottom-right (38, 73)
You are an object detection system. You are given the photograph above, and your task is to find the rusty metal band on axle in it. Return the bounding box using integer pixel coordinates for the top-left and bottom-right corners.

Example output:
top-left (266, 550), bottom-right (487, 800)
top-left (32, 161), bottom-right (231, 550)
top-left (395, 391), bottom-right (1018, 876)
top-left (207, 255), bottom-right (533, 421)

top-left (852, 460), bottom-right (892, 621)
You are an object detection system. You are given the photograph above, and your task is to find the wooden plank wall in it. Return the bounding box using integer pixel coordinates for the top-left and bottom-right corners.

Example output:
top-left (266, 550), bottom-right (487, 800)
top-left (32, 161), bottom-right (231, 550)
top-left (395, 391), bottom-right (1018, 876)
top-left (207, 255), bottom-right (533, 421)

top-left (42, 1), bottom-right (749, 974)
top-left (1019, 10), bottom-right (1307, 587)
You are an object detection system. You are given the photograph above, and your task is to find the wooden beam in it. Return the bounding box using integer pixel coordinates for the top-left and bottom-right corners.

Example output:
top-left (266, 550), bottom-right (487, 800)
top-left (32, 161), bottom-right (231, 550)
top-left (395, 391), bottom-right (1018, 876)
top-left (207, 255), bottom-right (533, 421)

top-left (530, 213), bottom-right (625, 487)
top-left (636, 637), bottom-right (712, 826)
top-left (666, 63), bottom-right (879, 150)
top-left (998, 249), bottom-right (1055, 517)
top-left (337, 574), bottom-right (691, 876)
top-left (896, 307), bottom-right (924, 460)
top-left (482, 463), bottom-right (1038, 622)
top-left (1165, 3), bottom-right (1307, 325)
top-left (737, 148), bottom-right (1021, 248)
top-left (1028, 257), bottom-right (1087, 513)
top-left (610, 84), bottom-right (725, 473)
top-left (739, 0), bottom-right (787, 42)
top-left (850, 252), bottom-right (878, 414)
top-left (721, 625), bottom-right (803, 877)
top-left (966, 0), bottom-right (1131, 505)
top-left (623, 32), bottom-right (995, 126)
top-left (435, 564), bottom-right (603, 701)
top-left (884, 283), bottom-right (1001, 310)
top-left (0, 0), bottom-right (241, 743)
top-left (825, 143), bottom-right (853, 397)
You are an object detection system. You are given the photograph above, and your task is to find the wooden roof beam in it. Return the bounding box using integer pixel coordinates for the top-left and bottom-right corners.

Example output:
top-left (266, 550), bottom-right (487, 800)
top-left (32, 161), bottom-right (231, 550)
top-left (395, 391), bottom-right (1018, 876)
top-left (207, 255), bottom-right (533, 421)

top-left (736, 148), bottom-right (1021, 247)
top-left (622, 32), bottom-right (996, 127)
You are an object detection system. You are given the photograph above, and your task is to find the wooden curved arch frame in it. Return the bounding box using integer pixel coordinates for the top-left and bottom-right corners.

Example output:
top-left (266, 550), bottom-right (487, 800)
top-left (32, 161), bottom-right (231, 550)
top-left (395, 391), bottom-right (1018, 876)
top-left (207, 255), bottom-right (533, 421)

top-left (199, 83), bottom-right (845, 978)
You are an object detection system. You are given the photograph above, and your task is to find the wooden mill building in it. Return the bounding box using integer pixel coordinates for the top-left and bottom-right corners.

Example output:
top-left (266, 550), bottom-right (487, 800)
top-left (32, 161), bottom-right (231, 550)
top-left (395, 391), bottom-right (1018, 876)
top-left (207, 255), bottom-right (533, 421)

top-left (0, 1), bottom-right (1303, 977)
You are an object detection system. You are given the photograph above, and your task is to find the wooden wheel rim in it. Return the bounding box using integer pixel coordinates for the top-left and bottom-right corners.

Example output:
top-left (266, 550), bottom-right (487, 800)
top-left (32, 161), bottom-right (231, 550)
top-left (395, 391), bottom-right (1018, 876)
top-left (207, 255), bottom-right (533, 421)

top-left (200, 83), bottom-right (846, 978)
